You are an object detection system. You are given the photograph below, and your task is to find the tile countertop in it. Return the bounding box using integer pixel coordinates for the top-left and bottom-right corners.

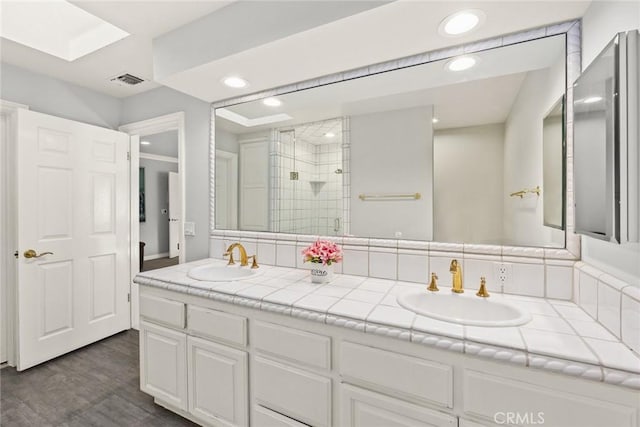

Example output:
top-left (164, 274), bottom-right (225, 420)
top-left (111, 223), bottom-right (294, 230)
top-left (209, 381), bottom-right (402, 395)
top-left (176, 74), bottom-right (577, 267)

top-left (134, 259), bottom-right (640, 390)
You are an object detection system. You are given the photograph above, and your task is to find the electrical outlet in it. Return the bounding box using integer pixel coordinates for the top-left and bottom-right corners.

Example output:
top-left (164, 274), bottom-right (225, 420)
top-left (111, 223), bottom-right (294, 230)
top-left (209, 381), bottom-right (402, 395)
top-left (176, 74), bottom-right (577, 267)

top-left (493, 262), bottom-right (512, 290)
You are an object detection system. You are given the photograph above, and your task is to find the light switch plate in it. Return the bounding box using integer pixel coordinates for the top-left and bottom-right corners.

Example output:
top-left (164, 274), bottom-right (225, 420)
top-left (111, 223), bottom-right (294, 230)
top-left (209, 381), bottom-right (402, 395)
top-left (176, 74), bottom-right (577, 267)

top-left (184, 222), bottom-right (195, 236)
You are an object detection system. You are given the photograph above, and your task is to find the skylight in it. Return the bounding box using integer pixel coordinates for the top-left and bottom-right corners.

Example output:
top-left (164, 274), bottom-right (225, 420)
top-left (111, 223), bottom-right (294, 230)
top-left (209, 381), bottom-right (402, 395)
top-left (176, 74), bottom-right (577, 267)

top-left (0, 0), bottom-right (129, 61)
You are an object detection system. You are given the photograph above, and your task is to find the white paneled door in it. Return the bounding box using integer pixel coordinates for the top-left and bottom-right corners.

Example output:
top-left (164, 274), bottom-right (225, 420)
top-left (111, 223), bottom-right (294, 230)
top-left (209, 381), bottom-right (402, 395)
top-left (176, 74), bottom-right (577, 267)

top-left (16, 109), bottom-right (130, 370)
top-left (168, 171), bottom-right (181, 259)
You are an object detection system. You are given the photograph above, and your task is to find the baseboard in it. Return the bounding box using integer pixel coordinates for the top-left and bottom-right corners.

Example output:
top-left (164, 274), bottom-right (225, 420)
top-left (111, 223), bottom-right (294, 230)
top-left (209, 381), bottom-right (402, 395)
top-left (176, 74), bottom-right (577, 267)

top-left (143, 252), bottom-right (169, 261)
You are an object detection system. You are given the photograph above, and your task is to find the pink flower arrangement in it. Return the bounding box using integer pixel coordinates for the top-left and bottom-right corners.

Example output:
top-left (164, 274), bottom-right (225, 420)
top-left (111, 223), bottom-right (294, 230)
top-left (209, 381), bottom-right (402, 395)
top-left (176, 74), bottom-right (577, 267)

top-left (302, 240), bottom-right (343, 266)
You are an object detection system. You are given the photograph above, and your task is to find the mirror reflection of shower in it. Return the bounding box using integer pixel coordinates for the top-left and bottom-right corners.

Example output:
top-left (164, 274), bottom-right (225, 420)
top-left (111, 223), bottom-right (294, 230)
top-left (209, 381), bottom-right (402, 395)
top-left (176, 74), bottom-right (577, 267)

top-left (275, 118), bottom-right (343, 236)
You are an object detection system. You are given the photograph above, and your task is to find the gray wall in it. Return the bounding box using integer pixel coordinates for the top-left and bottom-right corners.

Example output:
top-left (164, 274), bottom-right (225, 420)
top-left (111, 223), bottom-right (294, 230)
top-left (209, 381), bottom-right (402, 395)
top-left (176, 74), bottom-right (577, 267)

top-left (0, 62), bottom-right (121, 129)
top-left (140, 159), bottom-right (179, 257)
top-left (350, 107), bottom-right (433, 240)
top-left (121, 86), bottom-right (211, 262)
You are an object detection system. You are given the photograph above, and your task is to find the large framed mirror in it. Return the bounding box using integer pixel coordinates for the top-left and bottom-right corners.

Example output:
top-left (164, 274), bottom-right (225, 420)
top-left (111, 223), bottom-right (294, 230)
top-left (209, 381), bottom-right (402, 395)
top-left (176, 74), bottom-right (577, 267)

top-left (211, 22), bottom-right (580, 252)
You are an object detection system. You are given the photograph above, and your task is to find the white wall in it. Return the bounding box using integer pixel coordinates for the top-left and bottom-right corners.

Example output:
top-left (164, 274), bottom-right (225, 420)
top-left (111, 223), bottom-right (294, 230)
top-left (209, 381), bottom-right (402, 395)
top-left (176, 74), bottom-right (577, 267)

top-left (216, 128), bottom-right (239, 154)
top-left (0, 63), bottom-right (121, 129)
top-left (140, 159), bottom-right (179, 257)
top-left (580, 1), bottom-right (640, 284)
top-left (121, 86), bottom-right (211, 262)
top-left (350, 106), bottom-right (433, 240)
top-left (503, 52), bottom-right (565, 247)
top-left (433, 124), bottom-right (504, 244)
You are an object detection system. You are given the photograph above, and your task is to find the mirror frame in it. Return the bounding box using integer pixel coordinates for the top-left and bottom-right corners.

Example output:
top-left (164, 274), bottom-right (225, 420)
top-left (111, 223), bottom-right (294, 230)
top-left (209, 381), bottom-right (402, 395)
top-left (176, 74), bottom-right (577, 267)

top-left (210, 20), bottom-right (582, 260)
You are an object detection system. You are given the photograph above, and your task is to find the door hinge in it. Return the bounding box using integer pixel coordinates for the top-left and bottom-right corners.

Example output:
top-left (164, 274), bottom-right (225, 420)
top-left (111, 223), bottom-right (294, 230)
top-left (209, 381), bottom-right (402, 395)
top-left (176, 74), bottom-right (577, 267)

top-left (127, 152), bottom-right (130, 161)
top-left (177, 243), bottom-right (180, 250)
top-left (127, 293), bottom-right (130, 303)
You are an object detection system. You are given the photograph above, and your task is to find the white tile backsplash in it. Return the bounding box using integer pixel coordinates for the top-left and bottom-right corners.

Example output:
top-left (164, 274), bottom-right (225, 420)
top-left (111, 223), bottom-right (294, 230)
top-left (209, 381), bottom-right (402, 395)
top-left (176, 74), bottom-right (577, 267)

top-left (597, 282), bottom-right (621, 338)
top-left (397, 250), bottom-right (428, 283)
top-left (257, 240), bottom-right (276, 265)
top-left (621, 293), bottom-right (640, 352)
top-left (504, 258), bottom-right (544, 297)
top-left (369, 249), bottom-right (397, 280)
top-left (463, 256), bottom-right (501, 293)
top-left (342, 247), bottom-right (369, 276)
top-left (578, 270), bottom-right (598, 318)
top-left (275, 241), bottom-right (297, 268)
top-left (545, 262), bottom-right (573, 300)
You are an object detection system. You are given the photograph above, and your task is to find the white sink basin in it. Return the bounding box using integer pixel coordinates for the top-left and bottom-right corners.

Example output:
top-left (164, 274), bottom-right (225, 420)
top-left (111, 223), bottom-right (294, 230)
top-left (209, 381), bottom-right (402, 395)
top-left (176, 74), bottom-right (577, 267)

top-left (188, 264), bottom-right (263, 282)
top-left (397, 290), bottom-right (531, 327)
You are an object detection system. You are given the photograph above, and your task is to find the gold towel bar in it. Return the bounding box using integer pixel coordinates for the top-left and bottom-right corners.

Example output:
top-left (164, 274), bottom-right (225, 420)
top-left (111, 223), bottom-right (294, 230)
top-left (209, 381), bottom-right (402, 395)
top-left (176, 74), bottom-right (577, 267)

top-left (359, 193), bottom-right (421, 201)
top-left (510, 186), bottom-right (541, 198)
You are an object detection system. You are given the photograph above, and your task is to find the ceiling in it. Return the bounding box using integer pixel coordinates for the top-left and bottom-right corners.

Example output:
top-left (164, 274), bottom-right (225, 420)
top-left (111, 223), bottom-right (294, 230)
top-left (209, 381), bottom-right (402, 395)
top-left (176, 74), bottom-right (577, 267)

top-left (216, 34), bottom-right (564, 133)
top-left (0, 1), bottom-right (590, 100)
top-left (0, 1), bottom-right (233, 97)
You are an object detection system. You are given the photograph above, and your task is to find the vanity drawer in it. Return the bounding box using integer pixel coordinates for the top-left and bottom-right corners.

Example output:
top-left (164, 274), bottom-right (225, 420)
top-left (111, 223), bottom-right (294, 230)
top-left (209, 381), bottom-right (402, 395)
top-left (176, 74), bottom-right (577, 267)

top-left (253, 321), bottom-right (331, 370)
top-left (139, 294), bottom-right (185, 329)
top-left (463, 370), bottom-right (637, 427)
top-left (340, 384), bottom-right (456, 427)
top-left (340, 342), bottom-right (453, 408)
top-left (253, 356), bottom-right (331, 427)
top-left (187, 305), bottom-right (247, 347)
top-left (253, 405), bottom-right (309, 427)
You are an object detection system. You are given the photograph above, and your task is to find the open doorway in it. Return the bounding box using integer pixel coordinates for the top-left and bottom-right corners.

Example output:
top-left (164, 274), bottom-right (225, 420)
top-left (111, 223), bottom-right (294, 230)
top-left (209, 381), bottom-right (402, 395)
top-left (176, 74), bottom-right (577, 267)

top-left (119, 112), bottom-right (185, 330)
top-left (139, 130), bottom-right (180, 272)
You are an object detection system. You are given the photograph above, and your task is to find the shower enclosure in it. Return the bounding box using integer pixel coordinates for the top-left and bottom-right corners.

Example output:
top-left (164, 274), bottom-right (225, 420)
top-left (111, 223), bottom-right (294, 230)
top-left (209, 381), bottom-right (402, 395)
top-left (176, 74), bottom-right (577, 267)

top-left (272, 118), bottom-right (344, 236)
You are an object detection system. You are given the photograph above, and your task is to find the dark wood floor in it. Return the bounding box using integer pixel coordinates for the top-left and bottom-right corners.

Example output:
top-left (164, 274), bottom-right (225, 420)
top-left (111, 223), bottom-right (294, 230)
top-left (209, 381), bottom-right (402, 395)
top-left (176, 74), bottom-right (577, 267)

top-left (0, 330), bottom-right (197, 427)
top-left (142, 257), bottom-right (179, 272)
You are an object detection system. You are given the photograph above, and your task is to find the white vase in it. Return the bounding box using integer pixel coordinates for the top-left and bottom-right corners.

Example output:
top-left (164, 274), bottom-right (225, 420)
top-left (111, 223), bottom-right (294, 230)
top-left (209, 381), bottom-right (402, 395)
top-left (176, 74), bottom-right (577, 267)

top-left (310, 263), bottom-right (334, 284)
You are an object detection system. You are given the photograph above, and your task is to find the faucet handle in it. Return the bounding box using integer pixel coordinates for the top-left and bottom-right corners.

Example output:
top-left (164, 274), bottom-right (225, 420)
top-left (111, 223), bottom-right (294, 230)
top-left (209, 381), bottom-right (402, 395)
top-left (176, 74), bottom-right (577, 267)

top-left (223, 251), bottom-right (235, 265)
top-left (427, 272), bottom-right (439, 292)
top-left (249, 255), bottom-right (259, 269)
top-left (476, 277), bottom-right (490, 298)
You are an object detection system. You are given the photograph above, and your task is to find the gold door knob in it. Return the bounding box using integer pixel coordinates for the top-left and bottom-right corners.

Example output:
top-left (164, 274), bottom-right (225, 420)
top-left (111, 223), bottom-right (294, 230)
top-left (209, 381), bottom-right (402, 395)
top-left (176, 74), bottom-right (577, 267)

top-left (24, 249), bottom-right (53, 259)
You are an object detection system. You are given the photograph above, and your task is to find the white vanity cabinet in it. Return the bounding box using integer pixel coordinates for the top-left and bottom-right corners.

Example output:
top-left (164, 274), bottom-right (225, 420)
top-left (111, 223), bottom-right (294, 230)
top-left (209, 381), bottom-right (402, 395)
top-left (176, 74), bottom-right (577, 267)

top-left (187, 336), bottom-right (248, 427)
top-left (340, 384), bottom-right (457, 427)
top-left (140, 320), bottom-right (188, 411)
top-left (139, 294), bottom-right (249, 427)
top-left (137, 285), bottom-right (640, 427)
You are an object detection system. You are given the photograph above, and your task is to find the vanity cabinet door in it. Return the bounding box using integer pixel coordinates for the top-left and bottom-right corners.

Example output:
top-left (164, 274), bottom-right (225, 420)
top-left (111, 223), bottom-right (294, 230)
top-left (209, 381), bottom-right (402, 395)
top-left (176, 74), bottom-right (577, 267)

top-left (340, 384), bottom-right (456, 427)
top-left (139, 321), bottom-right (188, 411)
top-left (187, 336), bottom-right (248, 427)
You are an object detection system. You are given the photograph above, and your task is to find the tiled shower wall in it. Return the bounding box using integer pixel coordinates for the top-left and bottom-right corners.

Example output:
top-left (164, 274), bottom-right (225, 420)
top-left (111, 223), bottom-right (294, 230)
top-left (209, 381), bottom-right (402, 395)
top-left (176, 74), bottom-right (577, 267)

top-left (272, 132), bottom-right (343, 236)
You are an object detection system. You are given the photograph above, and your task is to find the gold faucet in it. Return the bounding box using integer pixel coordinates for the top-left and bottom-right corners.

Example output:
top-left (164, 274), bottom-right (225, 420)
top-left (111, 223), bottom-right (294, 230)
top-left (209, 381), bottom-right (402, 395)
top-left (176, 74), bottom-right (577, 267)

top-left (224, 243), bottom-right (249, 266)
top-left (427, 273), bottom-right (439, 292)
top-left (450, 259), bottom-right (463, 293)
top-left (476, 277), bottom-right (490, 297)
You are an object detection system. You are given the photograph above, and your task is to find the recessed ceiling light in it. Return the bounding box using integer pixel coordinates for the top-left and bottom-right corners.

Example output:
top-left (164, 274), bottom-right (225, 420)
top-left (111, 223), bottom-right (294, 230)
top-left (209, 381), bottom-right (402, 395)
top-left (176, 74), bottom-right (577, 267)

top-left (324, 132), bottom-right (336, 138)
top-left (446, 56), bottom-right (477, 72)
top-left (140, 141), bottom-right (151, 145)
top-left (263, 97), bottom-right (282, 107)
top-left (0, 0), bottom-right (129, 61)
top-left (223, 76), bottom-right (248, 88)
top-left (432, 117), bottom-right (439, 124)
top-left (583, 96), bottom-right (603, 104)
top-left (439, 10), bottom-right (485, 36)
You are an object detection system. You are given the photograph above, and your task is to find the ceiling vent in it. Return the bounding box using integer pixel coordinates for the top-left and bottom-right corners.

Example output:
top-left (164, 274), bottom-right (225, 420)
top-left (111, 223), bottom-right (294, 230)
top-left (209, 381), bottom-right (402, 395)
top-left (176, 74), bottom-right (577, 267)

top-left (110, 73), bottom-right (145, 86)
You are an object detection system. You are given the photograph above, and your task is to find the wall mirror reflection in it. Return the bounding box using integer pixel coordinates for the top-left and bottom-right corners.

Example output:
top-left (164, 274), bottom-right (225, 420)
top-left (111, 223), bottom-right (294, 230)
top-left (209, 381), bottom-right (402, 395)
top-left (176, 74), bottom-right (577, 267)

top-left (543, 96), bottom-right (566, 231)
top-left (214, 33), bottom-right (567, 248)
